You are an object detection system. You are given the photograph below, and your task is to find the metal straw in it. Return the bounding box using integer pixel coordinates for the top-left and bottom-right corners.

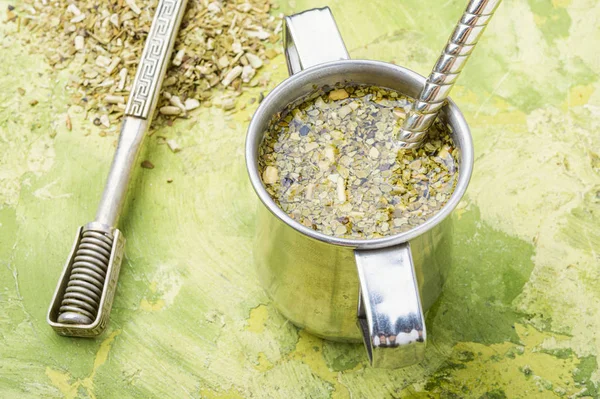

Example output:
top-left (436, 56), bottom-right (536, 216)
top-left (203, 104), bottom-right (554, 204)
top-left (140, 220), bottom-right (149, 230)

top-left (47, 0), bottom-right (188, 337)
top-left (397, 0), bottom-right (501, 149)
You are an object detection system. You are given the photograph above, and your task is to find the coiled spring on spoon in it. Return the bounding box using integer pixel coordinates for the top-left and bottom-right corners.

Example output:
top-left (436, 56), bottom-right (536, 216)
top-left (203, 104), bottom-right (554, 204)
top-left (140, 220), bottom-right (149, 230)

top-left (57, 229), bottom-right (114, 325)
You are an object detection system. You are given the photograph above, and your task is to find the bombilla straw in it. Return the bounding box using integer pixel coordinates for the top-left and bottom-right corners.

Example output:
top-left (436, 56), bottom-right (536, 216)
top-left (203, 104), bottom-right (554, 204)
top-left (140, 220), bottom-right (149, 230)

top-left (47, 0), bottom-right (188, 337)
top-left (397, 0), bottom-right (501, 149)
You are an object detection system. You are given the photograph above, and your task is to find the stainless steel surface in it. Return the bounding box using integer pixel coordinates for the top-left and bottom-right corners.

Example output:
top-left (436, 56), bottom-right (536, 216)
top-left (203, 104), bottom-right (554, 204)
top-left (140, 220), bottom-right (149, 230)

top-left (284, 7), bottom-right (350, 75)
top-left (254, 204), bottom-right (451, 342)
top-left (95, 118), bottom-right (148, 227)
top-left (398, 0), bottom-right (501, 148)
top-left (125, 0), bottom-right (187, 120)
top-left (47, 0), bottom-right (188, 337)
top-left (356, 245), bottom-right (425, 369)
top-left (246, 7), bottom-right (473, 368)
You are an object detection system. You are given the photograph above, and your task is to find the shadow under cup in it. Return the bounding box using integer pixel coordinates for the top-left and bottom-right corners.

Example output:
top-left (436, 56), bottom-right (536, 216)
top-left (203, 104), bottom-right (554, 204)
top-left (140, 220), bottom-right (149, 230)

top-left (246, 60), bottom-right (473, 368)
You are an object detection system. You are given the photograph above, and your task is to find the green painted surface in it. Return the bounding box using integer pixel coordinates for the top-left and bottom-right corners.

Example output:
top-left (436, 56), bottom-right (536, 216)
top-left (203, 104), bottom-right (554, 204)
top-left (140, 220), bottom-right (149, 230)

top-left (1, 0), bottom-right (599, 397)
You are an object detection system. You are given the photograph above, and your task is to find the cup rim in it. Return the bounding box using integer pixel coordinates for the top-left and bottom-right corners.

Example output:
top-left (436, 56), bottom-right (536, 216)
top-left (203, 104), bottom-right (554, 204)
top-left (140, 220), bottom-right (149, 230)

top-left (245, 59), bottom-right (473, 249)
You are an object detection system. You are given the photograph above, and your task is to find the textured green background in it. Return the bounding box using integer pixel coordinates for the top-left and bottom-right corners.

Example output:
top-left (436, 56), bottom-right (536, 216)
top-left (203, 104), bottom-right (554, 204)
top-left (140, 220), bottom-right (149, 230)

top-left (1, 0), bottom-right (599, 397)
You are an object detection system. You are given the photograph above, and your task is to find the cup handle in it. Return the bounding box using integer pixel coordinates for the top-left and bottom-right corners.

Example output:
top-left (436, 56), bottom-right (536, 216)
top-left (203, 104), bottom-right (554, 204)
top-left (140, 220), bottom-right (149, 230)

top-left (283, 7), bottom-right (350, 76)
top-left (355, 243), bottom-right (426, 368)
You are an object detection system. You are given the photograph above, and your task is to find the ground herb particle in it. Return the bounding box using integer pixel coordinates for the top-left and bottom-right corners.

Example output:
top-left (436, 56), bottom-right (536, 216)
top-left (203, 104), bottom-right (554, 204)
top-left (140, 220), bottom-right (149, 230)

top-left (141, 160), bottom-right (155, 169)
top-left (258, 85), bottom-right (460, 240)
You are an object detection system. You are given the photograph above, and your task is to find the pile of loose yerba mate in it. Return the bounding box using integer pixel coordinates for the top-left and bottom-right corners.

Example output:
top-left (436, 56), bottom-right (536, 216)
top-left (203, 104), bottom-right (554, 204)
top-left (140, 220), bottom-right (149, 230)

top-left (8, 0), bottom-right (281, 127)
top-left (258, 85), bottom-right (459, 239)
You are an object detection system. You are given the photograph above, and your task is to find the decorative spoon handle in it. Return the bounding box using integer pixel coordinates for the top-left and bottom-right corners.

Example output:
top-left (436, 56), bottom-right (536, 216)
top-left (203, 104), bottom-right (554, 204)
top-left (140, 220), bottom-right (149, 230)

top-left (397, 0), bottom-right (501, 149)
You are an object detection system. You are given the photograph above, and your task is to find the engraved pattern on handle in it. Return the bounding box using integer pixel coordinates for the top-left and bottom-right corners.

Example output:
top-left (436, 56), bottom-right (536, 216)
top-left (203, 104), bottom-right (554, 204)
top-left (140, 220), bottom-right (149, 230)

top-left (397, 0), bottom-right (501, 148)
top-left (125, 0), bottom-right (187, 120)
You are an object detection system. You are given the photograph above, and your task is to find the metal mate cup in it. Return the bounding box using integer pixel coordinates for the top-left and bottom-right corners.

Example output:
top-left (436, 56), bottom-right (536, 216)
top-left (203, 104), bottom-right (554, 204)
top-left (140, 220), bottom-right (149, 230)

top-left (245, 7), bottom-right (474, 368)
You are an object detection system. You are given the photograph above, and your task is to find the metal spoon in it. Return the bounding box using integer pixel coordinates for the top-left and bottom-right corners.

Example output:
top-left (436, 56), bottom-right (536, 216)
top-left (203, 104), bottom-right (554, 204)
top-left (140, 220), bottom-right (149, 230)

top-left (47, 0), bottom-right (188, 337)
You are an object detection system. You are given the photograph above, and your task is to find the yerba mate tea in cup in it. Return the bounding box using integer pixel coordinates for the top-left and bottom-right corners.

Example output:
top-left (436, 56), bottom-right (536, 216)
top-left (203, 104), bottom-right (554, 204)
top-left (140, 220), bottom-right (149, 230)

top-left (246, 6), bottom-right (474, 369)
top-left (258, 84), bottom-right (459, 239)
